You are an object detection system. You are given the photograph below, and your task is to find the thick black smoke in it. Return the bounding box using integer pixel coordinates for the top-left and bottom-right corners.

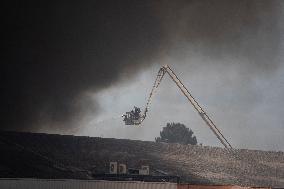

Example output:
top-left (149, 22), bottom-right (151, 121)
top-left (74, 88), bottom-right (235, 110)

top-left (2, 1), bottom-right (283, 132)
top-left (2, 1), bottom-right (163, 131)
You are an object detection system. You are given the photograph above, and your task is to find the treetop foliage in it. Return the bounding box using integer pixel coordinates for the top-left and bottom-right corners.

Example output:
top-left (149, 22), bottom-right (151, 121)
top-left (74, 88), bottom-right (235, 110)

top-left (155, 122), bottom-right (197, 145)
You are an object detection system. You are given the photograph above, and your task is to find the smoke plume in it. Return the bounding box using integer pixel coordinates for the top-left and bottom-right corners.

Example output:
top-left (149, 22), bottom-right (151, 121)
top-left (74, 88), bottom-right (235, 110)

top-left (2, 1), bottom-right (283, 132)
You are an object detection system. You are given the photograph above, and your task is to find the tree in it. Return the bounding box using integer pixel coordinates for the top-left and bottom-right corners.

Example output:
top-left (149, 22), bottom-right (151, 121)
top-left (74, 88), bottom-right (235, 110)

top-left (155, 122), bottom-right (197, 145)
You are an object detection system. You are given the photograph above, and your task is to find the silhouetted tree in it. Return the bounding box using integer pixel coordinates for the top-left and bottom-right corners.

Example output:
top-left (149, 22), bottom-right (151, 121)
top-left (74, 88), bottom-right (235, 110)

top-left (155, 122), bottom-right (197, 145)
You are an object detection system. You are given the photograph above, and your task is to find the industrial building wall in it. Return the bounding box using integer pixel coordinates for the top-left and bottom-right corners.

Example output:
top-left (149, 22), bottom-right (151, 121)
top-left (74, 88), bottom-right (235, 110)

top-left (0, 179), bottom-right (272, 189)
top-left (177, 184), bottom-right (271, 189)
top-left (0, 178), bottom-right (177, 189)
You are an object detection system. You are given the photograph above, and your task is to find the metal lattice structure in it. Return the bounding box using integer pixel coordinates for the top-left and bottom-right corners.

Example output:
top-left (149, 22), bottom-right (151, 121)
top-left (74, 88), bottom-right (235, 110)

top-left (123, 65), bottom-right (232, 149)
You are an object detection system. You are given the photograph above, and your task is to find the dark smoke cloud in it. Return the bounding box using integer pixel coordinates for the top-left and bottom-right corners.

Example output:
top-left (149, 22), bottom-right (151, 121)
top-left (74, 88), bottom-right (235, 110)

top-left (2, 1), bottom-right (283, 132)
top-left (155, 0), bottom-right (282, 73)
top-left (2, 1), bottom-right (163, 131)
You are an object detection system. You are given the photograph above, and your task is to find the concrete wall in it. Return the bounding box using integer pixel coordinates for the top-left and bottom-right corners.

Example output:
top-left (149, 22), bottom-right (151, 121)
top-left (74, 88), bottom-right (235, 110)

top-left (0, 178), bottom-right (177, 189)
top-left (0, 179), bottom-right (272, 189)
top-left (177, 184), bottom-right (271, 189)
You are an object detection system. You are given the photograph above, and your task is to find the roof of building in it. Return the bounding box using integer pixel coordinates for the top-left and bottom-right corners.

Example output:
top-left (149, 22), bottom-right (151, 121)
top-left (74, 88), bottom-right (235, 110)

top-left (0, 131), bottom-right (283, 187)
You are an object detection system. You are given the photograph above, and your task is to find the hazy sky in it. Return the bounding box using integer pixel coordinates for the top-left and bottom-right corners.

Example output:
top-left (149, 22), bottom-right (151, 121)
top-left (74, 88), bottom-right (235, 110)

top-left (3, 1), bottom-right (284, 151)
top-left (73, 55), bottom-right (284, 151)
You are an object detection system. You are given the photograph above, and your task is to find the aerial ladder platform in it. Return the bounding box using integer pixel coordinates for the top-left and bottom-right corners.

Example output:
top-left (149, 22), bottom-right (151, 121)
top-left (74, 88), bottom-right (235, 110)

top-left (123, 65), bottom-right (233, 149)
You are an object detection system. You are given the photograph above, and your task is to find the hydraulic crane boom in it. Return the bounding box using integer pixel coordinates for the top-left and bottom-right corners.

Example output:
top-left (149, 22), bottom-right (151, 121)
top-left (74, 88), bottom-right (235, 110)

top-left (123, 65), bottom-right (233, 149)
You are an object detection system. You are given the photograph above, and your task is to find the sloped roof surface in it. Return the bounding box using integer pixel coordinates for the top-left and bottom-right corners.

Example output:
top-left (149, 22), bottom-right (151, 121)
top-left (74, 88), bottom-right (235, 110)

top-left (0, 131), bottom-right (283, 187)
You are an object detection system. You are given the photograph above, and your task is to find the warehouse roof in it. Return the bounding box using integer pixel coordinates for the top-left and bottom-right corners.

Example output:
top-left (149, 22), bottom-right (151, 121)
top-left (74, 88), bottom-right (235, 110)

top-left (0, 131), bottom-right (283, 187)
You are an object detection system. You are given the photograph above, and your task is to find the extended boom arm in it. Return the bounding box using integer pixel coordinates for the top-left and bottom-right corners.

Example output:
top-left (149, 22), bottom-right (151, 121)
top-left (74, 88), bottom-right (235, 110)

top-left (123, 65), bottom-right (232, 149)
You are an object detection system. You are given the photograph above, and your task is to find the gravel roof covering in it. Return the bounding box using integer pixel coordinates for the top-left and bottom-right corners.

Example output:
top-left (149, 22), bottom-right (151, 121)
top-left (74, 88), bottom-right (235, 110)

top-left (0, 131), bottom-right (283, 187)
